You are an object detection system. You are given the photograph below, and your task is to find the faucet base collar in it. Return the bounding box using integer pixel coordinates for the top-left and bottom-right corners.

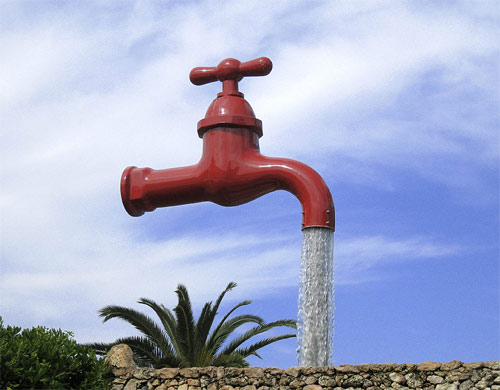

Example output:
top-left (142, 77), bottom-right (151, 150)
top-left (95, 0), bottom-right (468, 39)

top-left (197, 115), bottom-right (263, 138)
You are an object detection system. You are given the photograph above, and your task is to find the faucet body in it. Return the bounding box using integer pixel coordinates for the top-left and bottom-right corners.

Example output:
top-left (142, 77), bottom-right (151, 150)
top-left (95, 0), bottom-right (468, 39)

top-left (120, 57), bottom-right (334, 230)
top-left (121, 126), bottom-right (334, 229)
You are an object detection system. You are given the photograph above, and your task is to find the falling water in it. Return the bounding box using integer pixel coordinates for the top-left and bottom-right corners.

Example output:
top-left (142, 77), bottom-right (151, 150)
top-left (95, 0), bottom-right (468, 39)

top-left (297, 227), bottom-right (334, 366)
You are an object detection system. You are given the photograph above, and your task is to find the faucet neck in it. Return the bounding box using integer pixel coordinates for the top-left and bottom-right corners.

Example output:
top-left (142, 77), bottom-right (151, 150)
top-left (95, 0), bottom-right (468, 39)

top-left (201, 127), bottom-right (260, 162)
top-left (220, 80), bottom-right (241, 96)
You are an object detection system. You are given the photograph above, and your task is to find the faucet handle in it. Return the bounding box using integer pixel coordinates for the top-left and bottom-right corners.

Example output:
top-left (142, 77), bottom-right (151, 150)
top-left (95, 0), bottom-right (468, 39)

top-left (190, 57), bottom-right (272, 86)
top-left (192, 57), bottom-right (271, 137)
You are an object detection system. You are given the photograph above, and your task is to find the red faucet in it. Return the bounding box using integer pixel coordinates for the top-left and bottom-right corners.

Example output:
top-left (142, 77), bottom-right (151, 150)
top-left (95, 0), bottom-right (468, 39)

top-left (121, 57), bottom-right (334, 230)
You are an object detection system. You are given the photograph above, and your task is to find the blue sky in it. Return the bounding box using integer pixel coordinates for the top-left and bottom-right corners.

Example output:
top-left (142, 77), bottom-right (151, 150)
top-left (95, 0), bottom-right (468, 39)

top-left (1, 1), bottom-right (498, 367)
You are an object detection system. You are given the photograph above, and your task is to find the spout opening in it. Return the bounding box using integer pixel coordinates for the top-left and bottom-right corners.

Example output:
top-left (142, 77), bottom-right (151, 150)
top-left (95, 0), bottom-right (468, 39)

top-left (302, 225), bottom-right (335, 232)
top-left (121, 166), bottom-right (145, 217)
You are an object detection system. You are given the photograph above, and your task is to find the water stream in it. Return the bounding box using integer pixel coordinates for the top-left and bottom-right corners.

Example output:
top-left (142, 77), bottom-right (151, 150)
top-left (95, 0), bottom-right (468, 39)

top-left (297, 227), bottom-right (334, 366)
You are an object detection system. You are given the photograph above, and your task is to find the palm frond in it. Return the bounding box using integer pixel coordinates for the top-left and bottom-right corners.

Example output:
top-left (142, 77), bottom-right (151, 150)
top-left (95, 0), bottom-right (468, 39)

top-left (99, 305), bottom-right (172, 359)
top-left (211, 282), bottom-right (237, 319)
top-left (194, 282), bottom-right (238, 353)
top-left (194, 301), bottom-right (213, 355)
top-left (219, 319), bottom-right (296, 356)
top-left (208, 299), bottom-right (253, 346)
top-left (211, 353), bottom-right (249, 368)
top-left (173, 284), bottom-right (196, 364)
top-left (232, 333), bottom-right (296, 358)
top-left (207, 314), bottom-right (265, 354)
top-left (161, 303), bottom-right (180, 351)
top-left (138, 298), bottom-right (180, 355)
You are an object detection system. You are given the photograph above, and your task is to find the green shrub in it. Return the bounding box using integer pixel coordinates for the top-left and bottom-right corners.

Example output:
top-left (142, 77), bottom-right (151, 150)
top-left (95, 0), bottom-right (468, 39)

top-left (0, 317), bottom-right (111, 389)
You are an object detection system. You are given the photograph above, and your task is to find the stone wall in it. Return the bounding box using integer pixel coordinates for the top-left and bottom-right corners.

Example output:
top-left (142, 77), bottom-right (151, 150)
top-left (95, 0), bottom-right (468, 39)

top-left (107, 346), bottom-right (499, 390)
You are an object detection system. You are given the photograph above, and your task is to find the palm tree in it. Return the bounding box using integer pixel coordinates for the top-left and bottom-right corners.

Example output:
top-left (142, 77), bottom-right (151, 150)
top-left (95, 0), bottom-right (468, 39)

top-left (89, 282), bottom-right (296, 368)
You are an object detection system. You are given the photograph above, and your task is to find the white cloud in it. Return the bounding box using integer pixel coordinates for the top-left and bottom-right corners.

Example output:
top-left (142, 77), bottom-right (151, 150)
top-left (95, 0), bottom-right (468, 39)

top-left (334, 234), bottom-right (460, 285)
top-left (1, 226), bottom-right (458, 324)
top-left (257, 2), bottom-right (498, 164)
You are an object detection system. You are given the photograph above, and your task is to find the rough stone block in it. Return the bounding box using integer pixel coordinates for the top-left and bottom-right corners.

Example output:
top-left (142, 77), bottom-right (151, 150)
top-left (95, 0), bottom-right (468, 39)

top-left (134, 368), bottom-right (155, 380)
top-left (476, 376), bottom-right (494, 389)
top-left (459, 380), bottom-right (473, 390)
top-left (225, 368), bottom-right (241, 377)
top-left (405, 373), bottom-right (423, 388)
top-left (318, 376), bottom-right (336, 386)
top-left (158, 368), bottom-right (180, 379)
top-left (336, 365), bottom-right (361, 373)
top-left (124, 378), bottom-right (140, 390)
top-left (442, 361), bottom-right (463, 371)
top-left (227, 376), bottom-right (249, 386)
top-left (199, 367), bottom-right (218, 377)
top-left (304, 385), bottom-right (323, 390)
top-left (375, 364), bottom-right (400, 372)
top-left (435, 384), bottom-right (458, 390)
top-left (402, 364), bottom-right (418, 371)
top-left (464, 363), bottom-right (485, 370)
top-left (305, 376), bottom-right (318, 385)
top-left (106, 344), bottom-right (137, 377)
top-left (447, 372), bottom-right (471, 382)
top-left (427, 375), bottom-right (444, 384)
top-left (417, 362), bottom-right (442, 372)
top-left (390, 384), bottom-right (409, 390)
top-left (389, 373), bottom-right (406, 384)
top-left (357, 364), bottom-right (374, 372)
top-left (246, 368), bottom-right (265, 378)
top-left (279, 376), bottom-right (291, 386)
top-left (180, 368), bottom-right (200, 378)
top-left (343, 374), bottom-right (364, 387)
top-left (285, 367), bottom-right (301, 377)
top-left (265, 367), bottom-right (284, 375)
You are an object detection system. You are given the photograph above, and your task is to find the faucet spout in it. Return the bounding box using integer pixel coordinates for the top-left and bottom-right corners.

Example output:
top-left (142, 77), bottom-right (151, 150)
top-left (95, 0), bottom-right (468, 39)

top-left (121, 127), bottom-right (334, 230)
top-left (246, 155), bottom-right (335, 230)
